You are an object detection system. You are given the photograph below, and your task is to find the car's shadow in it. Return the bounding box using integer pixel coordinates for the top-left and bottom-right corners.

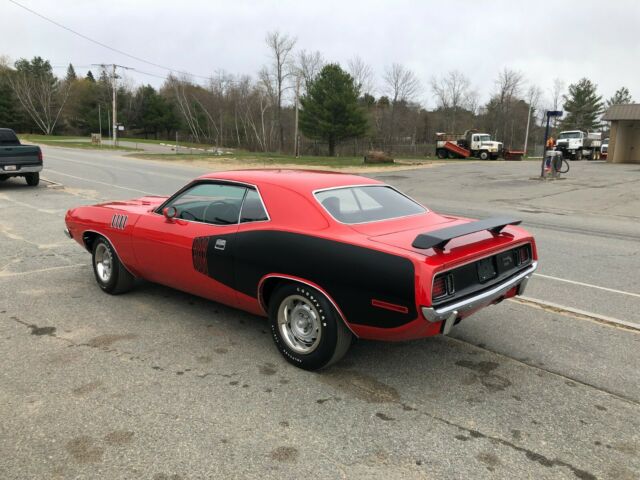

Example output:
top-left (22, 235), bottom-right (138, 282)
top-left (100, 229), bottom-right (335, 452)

top-left (126, 279), bottom-right (509, 393)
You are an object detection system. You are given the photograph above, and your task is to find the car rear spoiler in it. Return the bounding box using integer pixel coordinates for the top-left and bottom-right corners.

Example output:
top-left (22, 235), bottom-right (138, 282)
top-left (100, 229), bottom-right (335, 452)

top-left (412, 217), bottom-right (522, 251)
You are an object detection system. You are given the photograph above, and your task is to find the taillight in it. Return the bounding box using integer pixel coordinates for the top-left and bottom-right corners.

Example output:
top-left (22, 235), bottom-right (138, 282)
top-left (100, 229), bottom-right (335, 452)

top-left (517, 245), bottom-right (530, 265)
top-left (432, 273), bottom-right (455, 301)
top-left (432, 277), bottom-right (447, 298)
top-left (38, 150), bottom-right (43, 162)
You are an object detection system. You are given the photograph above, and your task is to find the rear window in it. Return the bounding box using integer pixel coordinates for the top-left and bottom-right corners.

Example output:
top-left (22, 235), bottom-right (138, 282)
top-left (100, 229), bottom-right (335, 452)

top-left (315, 185), bottom-right (426, 224)
top-left (0, 129), bottom-right (20, 146)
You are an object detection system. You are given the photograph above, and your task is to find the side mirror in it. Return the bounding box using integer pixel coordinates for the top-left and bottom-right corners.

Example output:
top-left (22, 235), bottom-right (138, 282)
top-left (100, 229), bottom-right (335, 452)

top-left (163, 206), bottom-right (178, 220)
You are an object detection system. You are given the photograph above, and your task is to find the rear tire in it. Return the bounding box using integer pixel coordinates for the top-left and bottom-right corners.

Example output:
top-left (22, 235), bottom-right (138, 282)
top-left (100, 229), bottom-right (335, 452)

top-left (25, 172), bottom-right (39, 186)
top-left (268, 283), bottom-right (352, 371)
top-left (446, 150), bottom-right (457, 159)
top-left (436, 149), bottom-right (446, 159)
top-left (91, 237), bottom-right (135, 294)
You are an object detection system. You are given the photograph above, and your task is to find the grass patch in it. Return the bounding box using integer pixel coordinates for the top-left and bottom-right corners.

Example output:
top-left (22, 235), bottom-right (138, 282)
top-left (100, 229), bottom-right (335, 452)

top-left (20, 135), bottom-right (141, 151)
top-left (128, 151), bottom-right (432, 168)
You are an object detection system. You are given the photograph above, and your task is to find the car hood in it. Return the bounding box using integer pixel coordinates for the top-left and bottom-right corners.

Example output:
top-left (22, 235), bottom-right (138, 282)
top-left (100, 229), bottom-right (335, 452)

top-left (95, 195), bottom-right (168, 213)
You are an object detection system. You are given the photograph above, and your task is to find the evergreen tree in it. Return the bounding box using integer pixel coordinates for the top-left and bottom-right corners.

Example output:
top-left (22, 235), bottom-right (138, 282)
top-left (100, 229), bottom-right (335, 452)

top-left (0, 69), bottom-right (18, 127)
top-left (606, 87), bottom-right (633, 107)
top-left (299, 64), bottom-right (367, 156)
top-left (65, 63), bottom-right (77, 82)
top-left (560, 78), bottom-right (603, 131)
top-left (86, 70), bottom-right (95, 82)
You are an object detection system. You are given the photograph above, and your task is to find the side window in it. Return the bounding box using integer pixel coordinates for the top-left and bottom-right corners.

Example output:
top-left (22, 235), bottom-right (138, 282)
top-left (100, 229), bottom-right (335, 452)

top-left (166, 183), bottom-right (247, 225)
top-left (240, 189), bottom-right (268, 223)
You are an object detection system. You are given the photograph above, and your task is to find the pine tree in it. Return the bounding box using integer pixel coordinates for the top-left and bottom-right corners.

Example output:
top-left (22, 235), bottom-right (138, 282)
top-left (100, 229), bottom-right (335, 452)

top-left (560, 78), bottom-right (604, 131)
top-left (86, 70), bottom-right (95, 82)
top-left (65, 63), bottom-right (77, 82)
top-left (299, 64), bottom-right (368, 156)
top-left (606, 87), bottom-right (633, 108)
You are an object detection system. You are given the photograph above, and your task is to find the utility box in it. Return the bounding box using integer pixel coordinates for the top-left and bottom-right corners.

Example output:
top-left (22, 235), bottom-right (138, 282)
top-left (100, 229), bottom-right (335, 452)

top-left (91, 133), bottom-right (102, 145)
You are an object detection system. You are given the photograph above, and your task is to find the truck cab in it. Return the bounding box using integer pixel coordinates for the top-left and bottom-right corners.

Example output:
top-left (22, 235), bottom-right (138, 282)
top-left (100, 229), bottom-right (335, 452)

top-left (467, 132), bottom-right (503, 160)
top-left (556, 130), bottom-right (601, 160)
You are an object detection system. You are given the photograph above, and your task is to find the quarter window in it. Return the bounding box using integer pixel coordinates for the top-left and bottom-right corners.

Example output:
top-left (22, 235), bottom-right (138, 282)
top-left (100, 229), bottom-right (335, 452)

top-left (240, 189), bottom-right (268, 223)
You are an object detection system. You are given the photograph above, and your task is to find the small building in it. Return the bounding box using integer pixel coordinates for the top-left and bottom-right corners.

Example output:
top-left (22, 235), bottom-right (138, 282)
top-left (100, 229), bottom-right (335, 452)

top-left (602, 104), bottom-right (640, 164)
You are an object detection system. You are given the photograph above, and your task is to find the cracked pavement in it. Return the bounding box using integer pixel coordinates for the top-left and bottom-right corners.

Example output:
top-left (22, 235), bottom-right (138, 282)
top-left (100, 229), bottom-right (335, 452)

top-left (1, 148), bottom-right (639, 479)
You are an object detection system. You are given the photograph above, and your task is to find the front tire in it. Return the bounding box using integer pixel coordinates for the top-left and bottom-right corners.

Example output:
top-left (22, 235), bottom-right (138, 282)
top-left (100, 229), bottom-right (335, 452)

top-left (91, 237), bottom-right (135, 294)
top-left (479, 151), bottom-right (489, 160)
top-left (268, 283), bottom-right (352, 371)
top-left (25, 172), bottom-right (39, 186)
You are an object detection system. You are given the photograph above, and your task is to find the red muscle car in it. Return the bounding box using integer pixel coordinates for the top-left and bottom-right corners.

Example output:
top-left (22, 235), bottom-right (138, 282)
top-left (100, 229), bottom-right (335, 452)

top-left (64, 170), bottom-right (537, 370)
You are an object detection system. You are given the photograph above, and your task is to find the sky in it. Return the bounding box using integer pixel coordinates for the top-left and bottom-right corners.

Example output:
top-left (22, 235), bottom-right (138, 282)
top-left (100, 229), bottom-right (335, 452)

top-left (2, 0), bottom-right (639, 110)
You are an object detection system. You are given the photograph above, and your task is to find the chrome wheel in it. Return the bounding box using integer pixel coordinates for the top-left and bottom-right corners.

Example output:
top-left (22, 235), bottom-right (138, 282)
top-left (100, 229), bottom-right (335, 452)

top-left (277, 294), bottom-right (322, 354)
top-left (94, 242), bottom-right (113, 283)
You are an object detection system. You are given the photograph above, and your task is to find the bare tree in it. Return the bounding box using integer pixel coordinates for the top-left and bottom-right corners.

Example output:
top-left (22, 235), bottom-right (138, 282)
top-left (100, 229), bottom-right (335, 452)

top-left (297, 50), bottom-right (324, 92)
top-left (523, 85), bottom-right (542, 154)
top-left (264, 31), bottom-right (296, 151)
top-left (550, 78), bottom-right (565, 111)
top-left (383, 63), bottom-right (420, 151)
top-left (493, 68), bottom-right (524, 140)
top-left (383, 63), bottom-right (420, 104)
top-left (9, 59), bottom-right (71, 135)
top-left (347, 56), bottom-right (374, 95)
top-left (430, 70), bottom-right (474, 131)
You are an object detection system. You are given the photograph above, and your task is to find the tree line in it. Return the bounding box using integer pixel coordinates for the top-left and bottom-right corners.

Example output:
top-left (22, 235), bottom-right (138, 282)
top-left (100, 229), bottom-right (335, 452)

top-left (0, 32), bottom-right (633, 156)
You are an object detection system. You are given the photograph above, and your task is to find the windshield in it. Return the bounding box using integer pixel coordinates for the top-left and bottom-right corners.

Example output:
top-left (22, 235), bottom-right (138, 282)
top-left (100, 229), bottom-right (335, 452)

top-left (315, 185), bottom-right (426, 224)
top-left (478, 135), bottom-right (491, 142)
top-left (558, 132), bottom-right (582, 139)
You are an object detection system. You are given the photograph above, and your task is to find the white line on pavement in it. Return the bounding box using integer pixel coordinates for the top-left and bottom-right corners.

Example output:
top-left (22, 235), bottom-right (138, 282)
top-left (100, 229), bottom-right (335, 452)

top-left (44, 169), bottom-right (155, 195)
top-left (534, 273), bottom-right (640, 299)
top-left (513, 296), bottom-right (640, 331)
top-left (0, 263), bottom-right (86, 278)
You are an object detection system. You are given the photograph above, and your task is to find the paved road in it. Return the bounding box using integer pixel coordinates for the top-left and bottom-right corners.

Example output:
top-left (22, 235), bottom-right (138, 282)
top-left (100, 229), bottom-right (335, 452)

top-left (1, 146), bottom-right (639, 479)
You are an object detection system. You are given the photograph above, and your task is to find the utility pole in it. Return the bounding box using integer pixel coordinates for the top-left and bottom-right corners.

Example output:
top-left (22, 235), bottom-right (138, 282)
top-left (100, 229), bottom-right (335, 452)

top-left (293, 75), bottom-right (301, 157)
top-left (523, 102), bottom-right (532, 156)
top-left (92, 63), bottom-right (132, 147)
top-left (112, 64), bottom-right (118, 146)
top-left (98, 104), bottom-right (102, 142)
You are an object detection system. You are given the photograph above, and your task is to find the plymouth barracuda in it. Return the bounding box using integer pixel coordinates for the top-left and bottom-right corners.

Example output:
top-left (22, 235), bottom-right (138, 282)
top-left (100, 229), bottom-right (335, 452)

top-left (64, 170), bottom-right (537, 370)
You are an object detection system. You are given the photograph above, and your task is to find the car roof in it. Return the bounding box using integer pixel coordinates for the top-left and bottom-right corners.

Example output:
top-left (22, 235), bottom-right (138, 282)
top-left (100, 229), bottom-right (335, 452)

top-left (197, 169), bottom-right (382, 193)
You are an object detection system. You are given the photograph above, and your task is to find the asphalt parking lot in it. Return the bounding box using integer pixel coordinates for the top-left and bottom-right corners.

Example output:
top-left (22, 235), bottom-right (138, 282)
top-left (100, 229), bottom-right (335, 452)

top-left (1, 148), bottom-right (639, 480)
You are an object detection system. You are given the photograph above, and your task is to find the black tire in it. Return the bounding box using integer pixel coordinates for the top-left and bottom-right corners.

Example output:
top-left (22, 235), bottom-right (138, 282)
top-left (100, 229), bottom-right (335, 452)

top-left (446, 150), bottom-right (457, 159)
top-left (436, 149), bottom-right (446, 159)
top-left (268, 283), bottom-right (352, 371)
top-left (575, 150), bottom-right (583, 161)
top-left (479, 151), bottom-right (489, 160)
top-left (25, 172), bottom-right (39, 186)
top-left (91, 237), bottom-right (135, 294)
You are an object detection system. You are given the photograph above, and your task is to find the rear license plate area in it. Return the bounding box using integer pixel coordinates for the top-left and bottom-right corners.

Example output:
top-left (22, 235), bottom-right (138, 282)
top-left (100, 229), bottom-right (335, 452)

top-left (3, 165), bottom-right (17, 171)
top-left (477, 257), bottom-right (497, 283)
top-left (496, 251), bottom-right (516, 274)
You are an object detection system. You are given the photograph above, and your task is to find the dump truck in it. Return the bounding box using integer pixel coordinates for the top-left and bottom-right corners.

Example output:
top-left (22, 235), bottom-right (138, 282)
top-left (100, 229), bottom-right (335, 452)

top-left (555, 130), bottom-right (602, 160)
top-left (435, 130), bottom-right (503, 160)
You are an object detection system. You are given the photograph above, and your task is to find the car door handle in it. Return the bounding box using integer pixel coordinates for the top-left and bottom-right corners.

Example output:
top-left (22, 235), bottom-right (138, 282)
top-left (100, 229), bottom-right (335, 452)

top-left (214, 238), bottom-right (226, 251)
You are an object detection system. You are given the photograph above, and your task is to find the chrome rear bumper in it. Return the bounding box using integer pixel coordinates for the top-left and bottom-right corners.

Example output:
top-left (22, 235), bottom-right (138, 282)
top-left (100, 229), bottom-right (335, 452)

top-left (421, 261), bottom-right (537, 332)
top-left (0, 165), bottom-right (43, 174)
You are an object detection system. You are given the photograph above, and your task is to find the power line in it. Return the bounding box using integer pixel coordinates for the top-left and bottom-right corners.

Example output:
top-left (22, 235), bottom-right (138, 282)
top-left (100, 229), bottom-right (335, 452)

top-left (7, 0), bottom-right (211, 80)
